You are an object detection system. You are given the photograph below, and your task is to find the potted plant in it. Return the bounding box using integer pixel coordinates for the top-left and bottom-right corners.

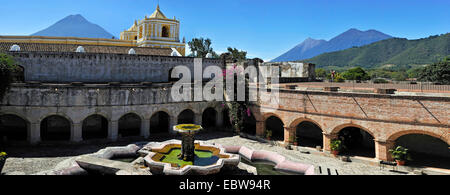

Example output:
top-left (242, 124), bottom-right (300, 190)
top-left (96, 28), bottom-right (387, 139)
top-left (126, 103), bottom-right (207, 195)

top-left (289, 135), bottom-right (298, 146)
top-left (330, 139), bottom-right (344, 156)
top-left (389, 146), bottom-right (411, 166)
top-left (0, 152), bottom-right (7, 173)
top-left (265, 129), bottom-right (272, 141)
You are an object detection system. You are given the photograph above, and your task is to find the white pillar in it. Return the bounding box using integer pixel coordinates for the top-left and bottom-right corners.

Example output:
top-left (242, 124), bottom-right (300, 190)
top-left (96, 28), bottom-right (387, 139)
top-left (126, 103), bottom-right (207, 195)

top-left (71, 123), bottom-right (83, 142)
top-left (108, 120), bottom-right (119, 142)
top-left (29, 123), bottom-right (41, 145)
top-left (141, 119), bottom-right (150, 138)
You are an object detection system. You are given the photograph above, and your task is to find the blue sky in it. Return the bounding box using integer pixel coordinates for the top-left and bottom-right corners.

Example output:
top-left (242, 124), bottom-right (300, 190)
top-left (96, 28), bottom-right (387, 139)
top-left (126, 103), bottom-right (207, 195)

top-left (1, 0), bottom-right (449, 61)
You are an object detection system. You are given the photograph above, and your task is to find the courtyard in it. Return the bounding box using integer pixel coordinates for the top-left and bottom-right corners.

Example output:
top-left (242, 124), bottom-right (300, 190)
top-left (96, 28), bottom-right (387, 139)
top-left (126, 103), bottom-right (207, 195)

top-left (2, 131), bottom-right (446, 175)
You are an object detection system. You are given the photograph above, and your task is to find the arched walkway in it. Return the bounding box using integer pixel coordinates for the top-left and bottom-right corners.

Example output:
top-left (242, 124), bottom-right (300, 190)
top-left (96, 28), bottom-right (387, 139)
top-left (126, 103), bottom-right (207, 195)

top-left (178, 109), bottom-right (195, 124)
top-left (118, 113), bottom-right (141, 138)
top-left (296, 121), bottom-right (323, 148)
top-left (202, 108), bottom-right (217, 130)
top-left (222, 109), bottom-right (232, 129)
top-left (82, 115), bottom-right (108, 140)
top-left (242, 111), bottom-right (256, 135)
top-left (394, 133), bottom-right (450, 169)
top-left (337, 126), bottom-right (375, 158)
top-left (265, 116), bottom-right (284, 141)
top-left (41, 115), bottom-right (71, 141)
top-left (0, 114), bottom-right (28, 142)
top-left (150, 111), bottom-right (170, 134)
top-left (12, 65), bottom-right (25, 82)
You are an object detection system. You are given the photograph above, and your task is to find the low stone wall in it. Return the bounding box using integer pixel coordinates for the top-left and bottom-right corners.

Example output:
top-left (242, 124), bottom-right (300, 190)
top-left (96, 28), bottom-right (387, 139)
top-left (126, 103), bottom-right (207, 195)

top-left (223, 145), bottom-right (315, 175)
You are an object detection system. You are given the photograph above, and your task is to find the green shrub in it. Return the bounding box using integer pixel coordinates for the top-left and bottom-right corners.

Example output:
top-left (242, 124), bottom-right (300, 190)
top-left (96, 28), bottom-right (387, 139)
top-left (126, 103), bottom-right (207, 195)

top-left (330, 139), bottom-right (344, 152)
top-left (264, 129), bottom-right (272, 139)
top-left (373, 78), bottom-right (389, 84)
top-left (389, 146), bottom-right (412, 161)
top-left (0, 53), bottom-right (18, 101)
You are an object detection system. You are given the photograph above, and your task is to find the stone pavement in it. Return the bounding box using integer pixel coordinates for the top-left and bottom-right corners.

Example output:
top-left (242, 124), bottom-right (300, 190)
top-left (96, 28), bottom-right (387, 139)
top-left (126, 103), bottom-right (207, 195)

top-left (203, 135), bottom-right (410, 175)
top-left (0, 133), bottom-right (418, 175)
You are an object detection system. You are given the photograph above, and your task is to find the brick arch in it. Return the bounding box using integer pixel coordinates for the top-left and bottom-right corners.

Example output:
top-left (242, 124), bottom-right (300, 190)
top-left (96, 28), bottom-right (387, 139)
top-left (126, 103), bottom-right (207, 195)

top-left (262, 112), bottom-right (286, 125)
top-left (81, 112), bottom-right (110, 122)
top-left (177, 108), bottom-right (196, 117)
top-left (117, 111), bottom-right (144, 121)
top-left (151, 108), bottom-right (172, 118)
top-left (175, 104), bottom-right (198, 116)
top-left (330, 123), bottom-right (377, 140)
top-left (39, 113), bottom-right (74, 125)
top-left (288, 118), bottom-right (323, 131)
top-left (387, 130), bottom-right (450, 145)
top-left (0, 111), bottom-right (31, 124)
top-left (201, 106), bottom-right (220, 114)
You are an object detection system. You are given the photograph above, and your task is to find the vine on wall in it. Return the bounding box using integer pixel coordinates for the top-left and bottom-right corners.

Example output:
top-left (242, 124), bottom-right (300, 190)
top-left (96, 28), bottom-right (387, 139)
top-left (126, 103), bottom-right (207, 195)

top-left (222, 63), bottom-right (252, 134)
top-left (0, 53), bottom-right (18, 102)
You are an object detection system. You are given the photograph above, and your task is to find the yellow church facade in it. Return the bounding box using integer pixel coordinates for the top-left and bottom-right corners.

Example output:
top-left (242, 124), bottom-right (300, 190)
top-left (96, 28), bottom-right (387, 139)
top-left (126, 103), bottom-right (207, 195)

top-left (120, 5), bottom-right (186, 56)
top-left (0, 5), bottom-right (185, 56)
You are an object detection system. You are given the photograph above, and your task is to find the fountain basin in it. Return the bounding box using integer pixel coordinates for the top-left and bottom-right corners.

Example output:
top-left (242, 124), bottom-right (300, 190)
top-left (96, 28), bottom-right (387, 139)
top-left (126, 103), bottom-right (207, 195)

top-left (141, 140), bottom-right (240, 175)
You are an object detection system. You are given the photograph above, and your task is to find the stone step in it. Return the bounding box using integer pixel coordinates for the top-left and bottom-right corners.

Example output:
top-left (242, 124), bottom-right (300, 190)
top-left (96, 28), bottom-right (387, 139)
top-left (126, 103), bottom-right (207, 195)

top-left (316, 166), bottom-right (339, 175)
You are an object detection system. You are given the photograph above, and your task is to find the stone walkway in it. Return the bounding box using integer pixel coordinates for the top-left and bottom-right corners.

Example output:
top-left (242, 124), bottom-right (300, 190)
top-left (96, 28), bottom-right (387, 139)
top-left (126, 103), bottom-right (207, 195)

top-left (203, 135), bottom-right (409, 175)
top-left (1, 133), bottom-right (412, 175)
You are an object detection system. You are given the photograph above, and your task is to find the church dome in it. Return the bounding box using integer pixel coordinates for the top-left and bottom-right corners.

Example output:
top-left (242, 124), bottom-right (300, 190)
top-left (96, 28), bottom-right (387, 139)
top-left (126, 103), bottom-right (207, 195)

top-left (76, 46), bottom-right (85, 53)
top-left (9, 44), bottom-right (21, 52)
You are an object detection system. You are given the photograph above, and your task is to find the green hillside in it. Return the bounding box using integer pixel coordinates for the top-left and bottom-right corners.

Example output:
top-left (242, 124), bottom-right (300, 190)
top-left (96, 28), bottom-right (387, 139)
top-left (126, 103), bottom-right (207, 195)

top-left (304, 33), bottom-right (450, 70)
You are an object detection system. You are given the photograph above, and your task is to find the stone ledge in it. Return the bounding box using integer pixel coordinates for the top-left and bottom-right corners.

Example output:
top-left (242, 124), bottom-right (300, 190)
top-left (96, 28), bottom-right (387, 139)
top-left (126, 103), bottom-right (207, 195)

top-left (375, 88), bottom-right (397, 94)
top-left (324, 87), bottom-right (340, 92)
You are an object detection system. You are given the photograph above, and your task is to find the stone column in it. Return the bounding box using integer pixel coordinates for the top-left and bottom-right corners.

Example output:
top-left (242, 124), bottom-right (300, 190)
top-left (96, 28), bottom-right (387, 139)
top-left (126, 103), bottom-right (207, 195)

top-left (108, 120), bottom-right (119, 142)
top-left (71, 123), bottom-right (83, 143)
top-left (169, 116), bottom-right (178, 135)
top-left (323, 133), bottom-right (339, 152)
top-left (216, 110), bottom-right (223, 128)
top-left (284, 127), bottom-right (296, 145)
top-left (256, 120), bottom-right (265, 138)
top-left (141, 119), bottom-right (150, 138)
top-left (195, 113), bottom-right (203, 125)
top-left (29, 123), bottom-right (41, 145)
top-left (375, 140), bottom-right (395, 161)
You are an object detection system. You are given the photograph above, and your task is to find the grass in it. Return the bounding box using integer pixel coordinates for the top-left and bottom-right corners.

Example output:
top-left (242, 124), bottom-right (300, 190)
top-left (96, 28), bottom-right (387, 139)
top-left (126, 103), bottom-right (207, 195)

top-left (159, 148), bottom-right (219, 167)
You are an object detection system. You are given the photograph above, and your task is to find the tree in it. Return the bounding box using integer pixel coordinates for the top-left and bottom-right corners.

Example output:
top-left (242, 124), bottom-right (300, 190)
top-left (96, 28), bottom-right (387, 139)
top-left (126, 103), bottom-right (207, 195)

top-left (187, 37), bottom-right (218, 58)
top-left (341, 67), bottom-right (370, 81)
top-left (392, 71), bottom-right (408, 81)
top-left (315, 68), bottom-right (327, 78)
top-left (220, 47), bottom-right (247, 62)
top-left (418, 57), bottom-right (450, 84)
top-left (0, 53), bottom-right (19, 101)
top-left (406, 66), bottom-right (424, 79)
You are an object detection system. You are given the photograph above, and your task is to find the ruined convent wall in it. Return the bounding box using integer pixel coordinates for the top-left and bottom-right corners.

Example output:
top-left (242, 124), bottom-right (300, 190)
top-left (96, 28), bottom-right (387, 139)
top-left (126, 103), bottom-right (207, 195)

top-left (7, 52), bottom-right (223, 83)
top-left (0, 83), bottom-right (223, 143)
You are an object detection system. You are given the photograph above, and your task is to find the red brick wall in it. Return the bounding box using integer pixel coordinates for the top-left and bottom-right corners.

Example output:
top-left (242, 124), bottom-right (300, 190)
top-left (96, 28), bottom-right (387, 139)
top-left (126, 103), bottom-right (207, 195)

top-left (251, 89), bottom-right (450, 160)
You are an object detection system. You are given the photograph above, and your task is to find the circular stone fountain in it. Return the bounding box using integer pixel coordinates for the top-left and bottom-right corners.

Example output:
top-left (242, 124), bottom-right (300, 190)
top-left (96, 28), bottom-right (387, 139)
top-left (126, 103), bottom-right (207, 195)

top-left (174, 124), bottom-right (202, 161)
top-left (139, 124), bottom-right (240, 175)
